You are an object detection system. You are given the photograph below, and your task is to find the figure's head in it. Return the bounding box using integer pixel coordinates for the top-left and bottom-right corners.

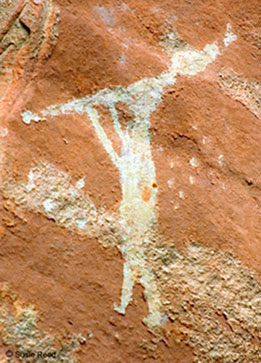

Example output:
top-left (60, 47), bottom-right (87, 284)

top-left (163, 25), bottom-right (235, 77)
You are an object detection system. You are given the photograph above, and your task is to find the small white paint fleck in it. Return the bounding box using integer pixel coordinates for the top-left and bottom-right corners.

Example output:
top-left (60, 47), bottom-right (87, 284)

top-left (160, 313), bottom-right (168, 325)
top-left (88, 333), bottom-right (93, 338)
top-left (170, 161), bottom-right (174, 169)
top-left (76, 178), bottom-right (85, 190)
top-left (120, 3), bottom-right (129, 11)
top-left (26, 170), bottom-right (35, 192)
top-left (179, 191), bottom-right (185, 199)
top-left (190, 157), bottom-right (199, 168)
top-left (218, 154), bottom-right (224, 166)
top-left (224, 24), bottom-right (237, 47)
top-left (0, 128), bottom-right (8, 137)
top-left (189, 176), bottom-right (195, 185)
top-left (202, 136), bottom-right (206, 145)
top-left (174, 204), bottom-right (179, 210)
top-left (22, 111), bottom-right (41, 125)
top-left (93, 6), bottom-right (115, 27)
top-left (168, 179), bottom-right (174, 189)
top-left (43, 199), bottom-right (55, 213)
top-left (119, 54), bottom-right (125, 64)
top-left (77, 217), bottom-right (87, 229)
top-left (192, 125), bottom-right (198, 130)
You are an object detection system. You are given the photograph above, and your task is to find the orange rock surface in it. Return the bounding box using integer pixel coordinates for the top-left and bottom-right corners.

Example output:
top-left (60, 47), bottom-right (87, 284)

top-left (0, 1), bottom-right (260, 362)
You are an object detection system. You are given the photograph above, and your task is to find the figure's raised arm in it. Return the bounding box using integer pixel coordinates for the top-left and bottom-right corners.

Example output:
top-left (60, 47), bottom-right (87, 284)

top-left (21, 93), bottom-right (120, 168)
top-left (169, 24), bottom-right (237, 76)
top-left (85, 105), bottom-right (120, 168)
top-left (109, 105), bottom-right (125, 140)
top-left (22, 96), bottom-right (92, 124)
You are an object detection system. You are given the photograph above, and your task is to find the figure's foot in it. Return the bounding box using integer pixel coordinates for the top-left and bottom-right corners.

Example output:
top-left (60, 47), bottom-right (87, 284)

top-left (113, 261), bottom-right (134, 315)
top-left (113, 303), bottom-right (126, 315)
top-left (143, 311), bottom-right (162, 328)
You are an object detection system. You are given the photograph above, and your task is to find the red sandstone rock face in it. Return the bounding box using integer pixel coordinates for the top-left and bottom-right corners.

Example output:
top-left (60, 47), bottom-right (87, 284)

top-left (0, 1), bottom-right (260, 362)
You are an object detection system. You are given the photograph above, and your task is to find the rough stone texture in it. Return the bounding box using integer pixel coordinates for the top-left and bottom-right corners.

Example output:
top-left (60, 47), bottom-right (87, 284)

top-left (0, 283), bottom-right (83, 362)
top-left (0, 0), bottom-right (260, 362)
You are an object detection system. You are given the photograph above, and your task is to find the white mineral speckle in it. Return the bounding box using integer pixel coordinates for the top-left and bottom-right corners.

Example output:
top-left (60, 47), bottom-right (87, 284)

top-left (189, 176), bottom-right (195, 185)
top-left (160, 313), bottom-right (168, 325)
top-left (218, 154), bottom-right (224, 166)
top-left (0, 128), bottom-right (8, 137)
top-left (179, 191), bottom-right (185, 199)
top-left (168, 179), bottom-right (174, 189)
top-left (190, 157), bottom-right (199, 168)
top-left (77, 217), bottom-right (87, 229)
top-left (43, 199), bottom-right (55, 213)
top-left (119, 54), bottom-right (125, 64)
top-left (26, 170), bottom-right (35, 192)
top-left (76, 178), bottom-right (85, 189)
top-left (224, 24), bottom-right (237, 47)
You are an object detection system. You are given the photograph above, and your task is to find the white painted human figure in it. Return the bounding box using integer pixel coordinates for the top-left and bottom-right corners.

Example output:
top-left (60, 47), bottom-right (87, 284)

top-left (22, 27), bottom-right (236, 327)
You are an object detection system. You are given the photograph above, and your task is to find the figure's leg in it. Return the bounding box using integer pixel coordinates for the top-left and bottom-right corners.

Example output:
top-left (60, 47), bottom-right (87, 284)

top-left (114, 260), bottom-right (135, 315)
top-left (140, 268), bottom-right (162, 328)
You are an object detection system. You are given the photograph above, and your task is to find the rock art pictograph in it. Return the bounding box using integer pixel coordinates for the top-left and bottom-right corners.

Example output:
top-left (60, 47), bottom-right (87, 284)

top-left (1, 1), bottom-right (260, 361)
top-left (20, 27), bottom-right (237, 328)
